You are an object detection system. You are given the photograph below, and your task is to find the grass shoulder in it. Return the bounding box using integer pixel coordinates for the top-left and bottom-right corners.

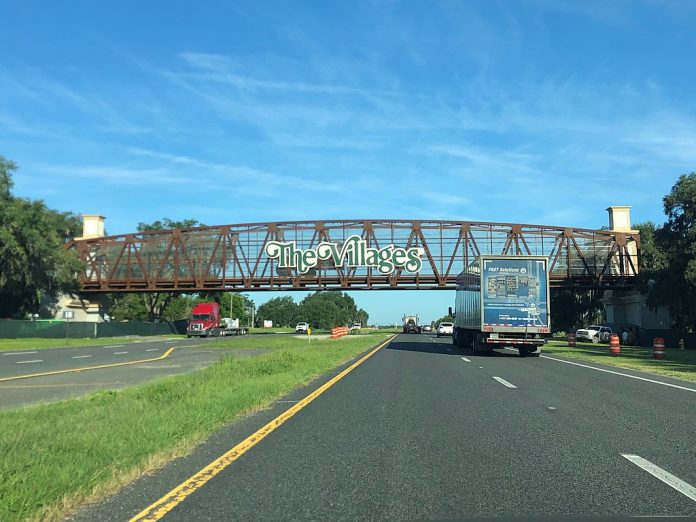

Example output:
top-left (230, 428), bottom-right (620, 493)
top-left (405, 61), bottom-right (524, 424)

top-left (544, 340), bottom-right (696, 383)
top-left (0, 333), bottom-right (393, 521)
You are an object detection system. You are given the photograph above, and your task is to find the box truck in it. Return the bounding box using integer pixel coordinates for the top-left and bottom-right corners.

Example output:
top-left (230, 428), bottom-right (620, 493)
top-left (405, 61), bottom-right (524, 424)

top-left (452, 256), bottom-right (550, 357)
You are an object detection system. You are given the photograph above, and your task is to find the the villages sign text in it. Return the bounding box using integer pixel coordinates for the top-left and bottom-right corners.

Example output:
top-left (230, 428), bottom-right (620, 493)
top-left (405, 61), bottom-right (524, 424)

top-left (265, 235), bottom-right (424, 275)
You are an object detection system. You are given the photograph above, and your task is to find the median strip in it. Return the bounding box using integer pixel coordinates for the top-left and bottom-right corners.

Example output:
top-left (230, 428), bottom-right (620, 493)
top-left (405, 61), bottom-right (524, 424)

top-left (0, 347), bottom-right (175, 383)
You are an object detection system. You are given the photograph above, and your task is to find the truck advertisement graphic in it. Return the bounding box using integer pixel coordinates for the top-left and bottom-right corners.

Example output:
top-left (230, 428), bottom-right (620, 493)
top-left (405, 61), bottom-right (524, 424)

top-left (481, 257), bottom-right (549, 330)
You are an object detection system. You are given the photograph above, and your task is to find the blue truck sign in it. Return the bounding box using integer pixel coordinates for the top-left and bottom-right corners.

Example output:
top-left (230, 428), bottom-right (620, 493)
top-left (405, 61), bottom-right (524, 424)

top-left (480, 257), bottom-right (550, 331)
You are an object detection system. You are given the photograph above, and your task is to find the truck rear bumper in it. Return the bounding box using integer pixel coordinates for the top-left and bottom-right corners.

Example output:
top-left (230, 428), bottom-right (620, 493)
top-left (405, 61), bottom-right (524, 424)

top-left (485, 338), bottom-right (544, 345)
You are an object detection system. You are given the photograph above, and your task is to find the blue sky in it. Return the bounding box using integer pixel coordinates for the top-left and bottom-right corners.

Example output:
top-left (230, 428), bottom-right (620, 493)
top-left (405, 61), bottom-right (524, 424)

top-left (2, 0), bottom-right (695, 324)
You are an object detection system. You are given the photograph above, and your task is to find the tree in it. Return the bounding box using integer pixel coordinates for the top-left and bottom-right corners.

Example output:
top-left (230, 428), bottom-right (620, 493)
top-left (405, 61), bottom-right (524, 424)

top-left (297, 291), bottom-right (360, 330)
top-left (646, 173), bottom-right (696, 330)
top-left (256, 296), bottom-right (300, 327)
top-left (549, 287), bottom-right (604, 333)
top-left (355, 308), bottom-right (369, 326)
top-left (137, 218), bottom-right (203, 231)
top-left (0, 157), bottom-right (83, 317)
top-left (434, 314), bottom-right (455, 326)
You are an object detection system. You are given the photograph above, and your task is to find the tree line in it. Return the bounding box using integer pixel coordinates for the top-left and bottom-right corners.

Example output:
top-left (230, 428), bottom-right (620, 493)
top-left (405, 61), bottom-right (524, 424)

top-left (256, 292), bottom-right (369, 329)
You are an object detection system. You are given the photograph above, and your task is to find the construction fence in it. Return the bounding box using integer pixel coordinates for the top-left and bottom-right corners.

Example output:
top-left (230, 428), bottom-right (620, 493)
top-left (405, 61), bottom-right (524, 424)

top-left (0, 319), bottom-right (188, 339)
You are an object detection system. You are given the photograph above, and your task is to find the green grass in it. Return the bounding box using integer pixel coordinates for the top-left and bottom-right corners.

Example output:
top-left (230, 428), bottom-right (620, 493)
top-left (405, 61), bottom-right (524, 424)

top-left (544, 340), bottom-right (696, 383)
top-left (0, 335), bottom-right (181, 352)
top-left (204, 334), bottom-right (335, 350)
top-left (247, 327), bottom-right (295, 334)
top-left (0, 332), bottom-right (392, 522)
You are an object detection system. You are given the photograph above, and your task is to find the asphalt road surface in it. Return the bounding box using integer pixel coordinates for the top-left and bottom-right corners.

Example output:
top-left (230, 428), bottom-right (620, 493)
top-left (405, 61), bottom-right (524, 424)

top-left (0, 337), bottom-right (268, 409)
top-left (76, 333), bottom-right (696, 521)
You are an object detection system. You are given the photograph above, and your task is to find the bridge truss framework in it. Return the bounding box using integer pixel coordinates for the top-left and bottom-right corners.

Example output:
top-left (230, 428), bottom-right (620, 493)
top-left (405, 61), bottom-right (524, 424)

top-left (67, 220), bottom-right (640, 293)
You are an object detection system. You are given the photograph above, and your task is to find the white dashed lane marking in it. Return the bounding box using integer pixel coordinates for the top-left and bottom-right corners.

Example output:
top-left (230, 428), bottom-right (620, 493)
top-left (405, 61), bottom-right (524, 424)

top-left (492, 376), bottom-right (517, 389)
top-left (622, 454), bottom-right (696, 502)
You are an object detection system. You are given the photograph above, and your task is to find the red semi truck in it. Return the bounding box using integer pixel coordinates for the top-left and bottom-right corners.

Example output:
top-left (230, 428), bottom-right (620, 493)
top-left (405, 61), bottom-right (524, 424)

top-left (186, 302), bottom-right (248, 337)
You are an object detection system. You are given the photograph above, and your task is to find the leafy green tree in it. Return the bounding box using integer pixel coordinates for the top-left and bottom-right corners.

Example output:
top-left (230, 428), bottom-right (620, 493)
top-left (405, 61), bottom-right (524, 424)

top-left (256, 296), bottom-right (299, 327)
top-left (297, 291), bottom-right (359, 329)
top-left (355, 308), bottom-right (369, 326)
top-left (0, 157), bottom-right (83, 317)
top-left (549, 287), bottom-right (604, 333)
top-left (647, 173), bottom-right (696, 330)
top-left (219, 293), bottom-right (254, 324)
top-left (137, 218), bottom-right (204, 231)
top-left (435, 314), bottom-right (455, 326)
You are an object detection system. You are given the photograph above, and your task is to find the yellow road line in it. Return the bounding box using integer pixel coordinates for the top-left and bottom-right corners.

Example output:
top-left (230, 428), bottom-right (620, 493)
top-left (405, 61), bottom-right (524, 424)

top-left (0, 382), bottom-right (120, 389)
top-left (0, 347), bottom-right (176, 383)
top-left (129, 334), bottom-right (396, 522)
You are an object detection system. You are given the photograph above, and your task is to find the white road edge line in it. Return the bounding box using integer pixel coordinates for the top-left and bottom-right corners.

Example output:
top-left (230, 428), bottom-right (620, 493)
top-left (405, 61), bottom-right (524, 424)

top-left (460, 357), bottom-right (471, 363)
top-left (105, 345), bottom-right (125, 349)
top-left (622, 454), bottom-right (696, 502)
top-left (3, 351), bottom-right (39, 356)
top-left (492, 376), bottom-right (517, 389)
top-left (540, 355), bottom-right (696, 393)
top-left (16, 360), bottom-right (43, 364)
top-left (113, 352), bottom-right (128, 355)
top-left (72, 355), bottom-right (92, 359)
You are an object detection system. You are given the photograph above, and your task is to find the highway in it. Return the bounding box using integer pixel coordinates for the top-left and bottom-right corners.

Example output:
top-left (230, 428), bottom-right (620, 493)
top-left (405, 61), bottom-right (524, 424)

top-left (0, 337), bottom-right (268, 409)
top-left (75, 333), bottom-right (696, 520)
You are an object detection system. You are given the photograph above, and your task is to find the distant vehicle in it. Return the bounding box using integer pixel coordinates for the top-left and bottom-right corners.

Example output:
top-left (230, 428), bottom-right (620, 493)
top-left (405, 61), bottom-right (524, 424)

top-left (422, 325), bottom-right (432, 332)
top-left (437, 322), bottom-right (454, 337)
top-left (350, 323), bottom-right (362, 330)
top-left (187, 303), bottom-right (248, 337)
top-left (453, 256), bottom-right (550, 357)
top-left (576, 325), bottom-right (613, 343)
top-left (295, 322), bottom-right (309, 334)
top-left (402, 315), bottom-right (422, 334)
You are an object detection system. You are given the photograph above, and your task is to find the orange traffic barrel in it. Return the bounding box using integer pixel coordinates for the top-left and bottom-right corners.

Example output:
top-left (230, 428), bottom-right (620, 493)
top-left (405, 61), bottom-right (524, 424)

top-left (653, 337), bottom-right (666, 359)
top-left (609, 334), bottom-right (620, 355)
top-left (567, 333), bottom-right (576, 347)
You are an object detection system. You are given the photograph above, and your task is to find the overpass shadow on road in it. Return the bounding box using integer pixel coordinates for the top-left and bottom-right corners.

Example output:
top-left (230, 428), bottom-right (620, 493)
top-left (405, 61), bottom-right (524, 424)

top-left (386, 336), bottom-right (520, 358)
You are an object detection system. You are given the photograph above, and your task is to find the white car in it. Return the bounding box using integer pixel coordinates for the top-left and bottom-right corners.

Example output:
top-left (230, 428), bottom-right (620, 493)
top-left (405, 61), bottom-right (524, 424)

top-left (576, 325), bottom-right (613, 343)
top-left (295, 322), bottom-right (309, 334)
top-left (422, 325), bottom-right (432, 332)
top-left (437, 322), bottom-right (454, 337)
top-left (349, 323), bottom-right (362, 330)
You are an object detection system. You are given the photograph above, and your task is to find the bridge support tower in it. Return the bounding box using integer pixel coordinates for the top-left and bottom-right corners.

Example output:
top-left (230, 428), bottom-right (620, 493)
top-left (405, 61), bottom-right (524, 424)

top-left (600, 206), bottom-right (669, 330)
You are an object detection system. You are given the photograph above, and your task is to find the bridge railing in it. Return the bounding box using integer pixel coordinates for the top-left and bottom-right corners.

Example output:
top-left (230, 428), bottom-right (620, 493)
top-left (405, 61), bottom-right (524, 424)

top-left (67, 220), bottom-right (639, 292)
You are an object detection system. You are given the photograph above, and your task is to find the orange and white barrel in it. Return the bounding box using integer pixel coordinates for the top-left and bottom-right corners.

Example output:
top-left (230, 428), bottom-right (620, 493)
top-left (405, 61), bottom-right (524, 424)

top-left (653, 337), bottom-right (666, 359)
top-left (610, 334), bottom-right (621, 355)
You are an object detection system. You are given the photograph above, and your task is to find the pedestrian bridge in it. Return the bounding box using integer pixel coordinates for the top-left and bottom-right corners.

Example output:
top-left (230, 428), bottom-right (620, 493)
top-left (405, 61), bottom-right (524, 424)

top-left (68, 214), bottom-right (639, 293)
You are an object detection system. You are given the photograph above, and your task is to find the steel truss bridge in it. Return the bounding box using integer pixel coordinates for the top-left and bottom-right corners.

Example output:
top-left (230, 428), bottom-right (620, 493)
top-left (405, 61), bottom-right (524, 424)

top-left (67, 220), bottom-right (639, 293)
